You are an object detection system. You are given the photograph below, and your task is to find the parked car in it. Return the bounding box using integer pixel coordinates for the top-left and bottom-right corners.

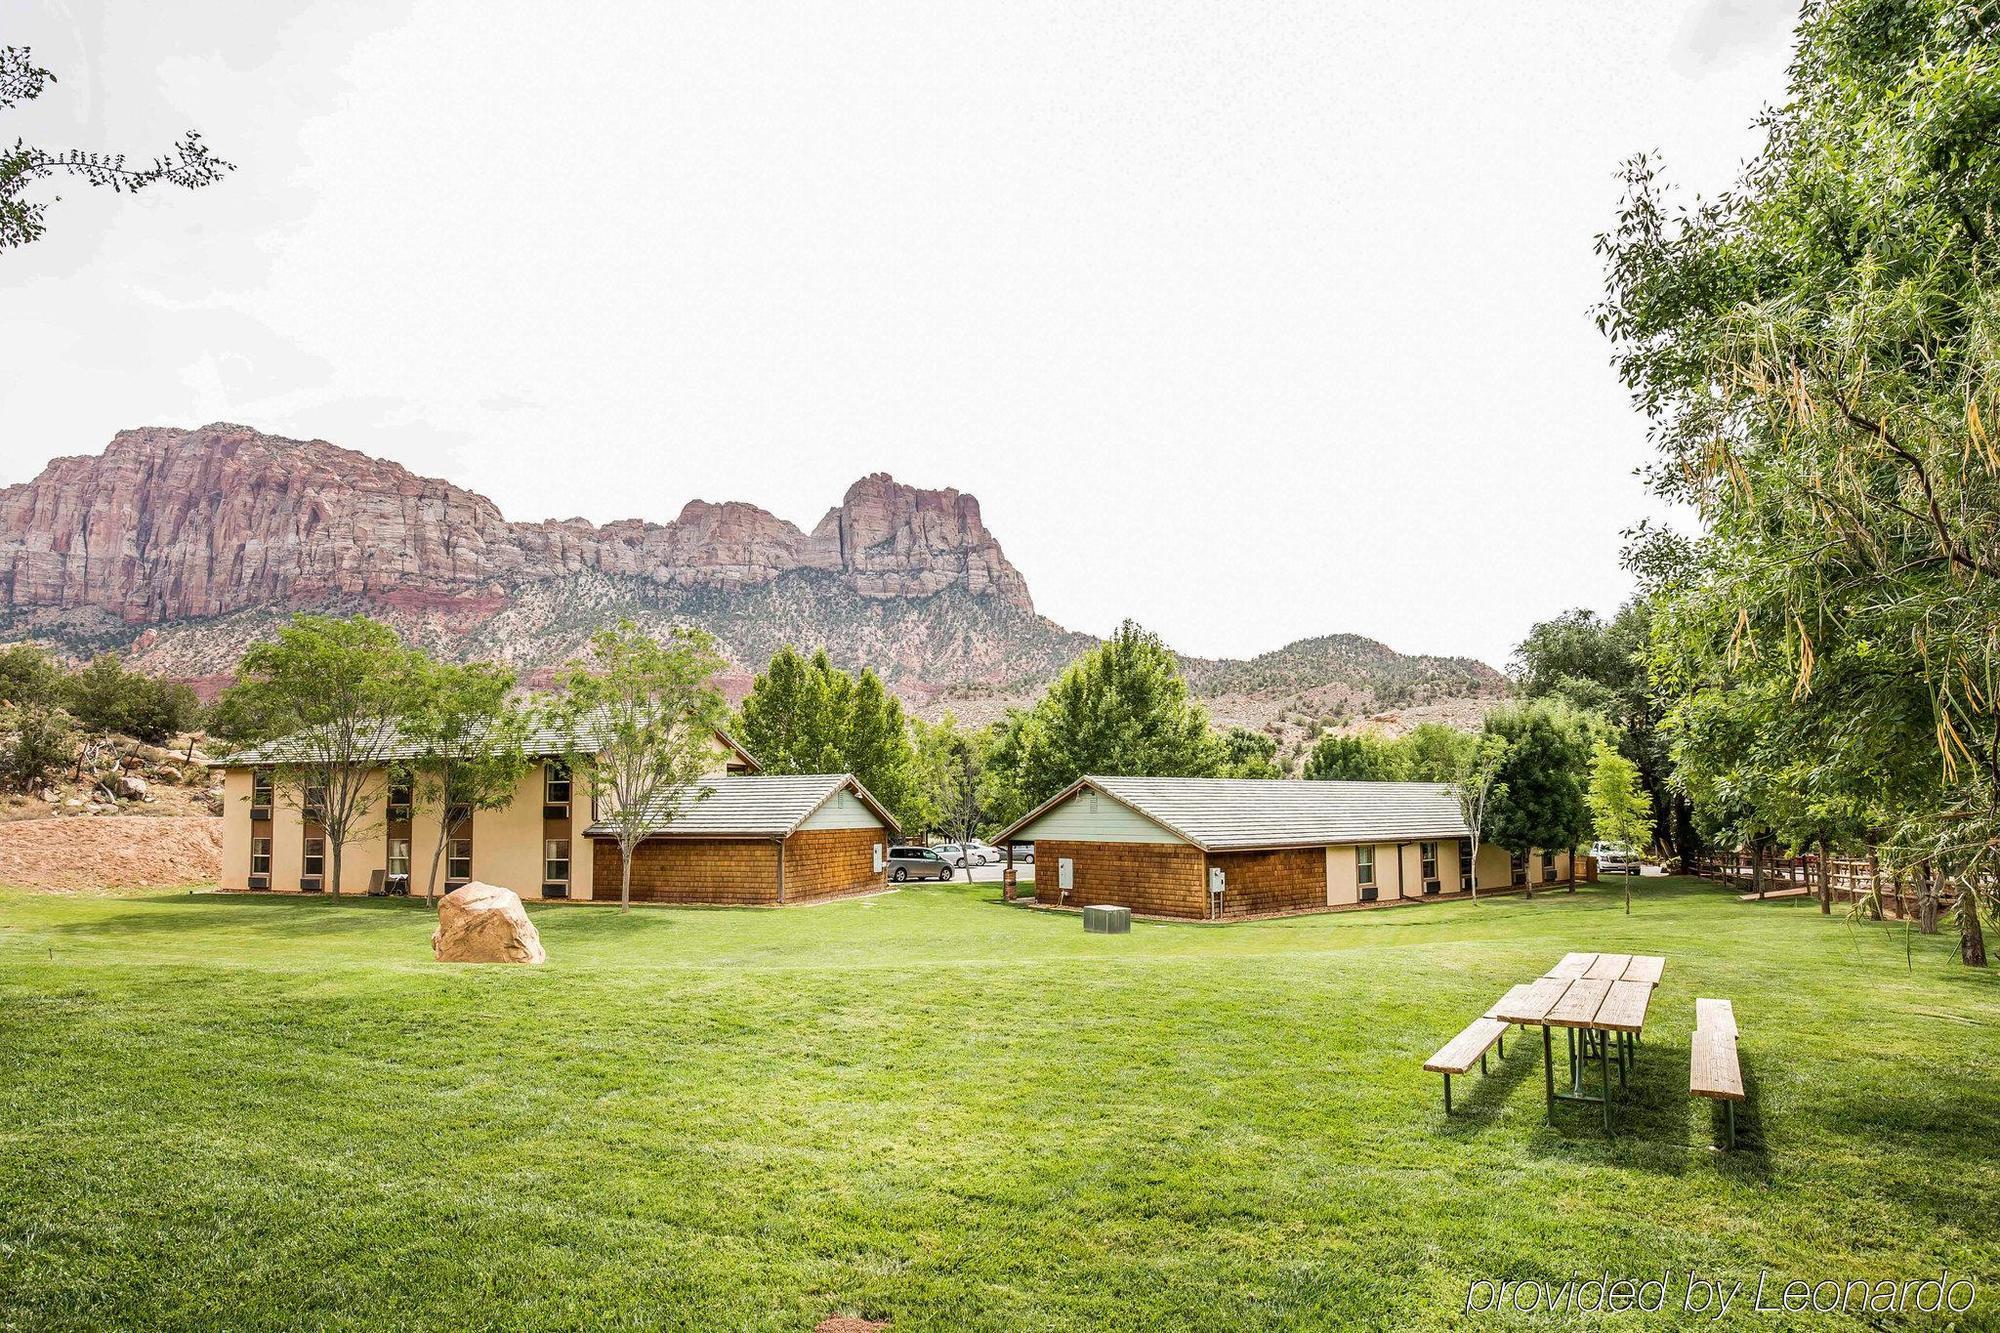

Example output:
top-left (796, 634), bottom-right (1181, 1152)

top-left (887, 845), bottom-right (954, 882)
top-left (1009, 843), bottom-right (1034, 864)
top-left (964, 839), bottom-right (1003, 865)
top-left (1592, 841), bottom-right (1639, 874)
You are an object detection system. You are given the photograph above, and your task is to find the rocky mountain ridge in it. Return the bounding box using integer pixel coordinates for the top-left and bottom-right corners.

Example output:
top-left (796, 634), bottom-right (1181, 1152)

top-left (0, 424), bottom-right (1506, 737)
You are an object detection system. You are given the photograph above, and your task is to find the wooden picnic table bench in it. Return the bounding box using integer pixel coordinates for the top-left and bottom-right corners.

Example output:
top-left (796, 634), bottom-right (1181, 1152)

top-left (1423, 1015), bottom-right (1513, 1114)
top-left (1691, 997), bottom-right (1745, 1148)
top-left (1497, 959), bottom-right (1667, 1131)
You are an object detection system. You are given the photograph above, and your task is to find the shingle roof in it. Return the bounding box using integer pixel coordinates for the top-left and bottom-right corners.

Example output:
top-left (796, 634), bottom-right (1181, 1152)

top-left (1002, 776), bottom-right (1471, 850)
top-left (585, 773), bottom-right (897, 839)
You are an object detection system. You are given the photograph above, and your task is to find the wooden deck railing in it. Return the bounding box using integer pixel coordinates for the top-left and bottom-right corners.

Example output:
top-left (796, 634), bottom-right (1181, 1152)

top-left (1693, 851), bottom-right (1976, 919)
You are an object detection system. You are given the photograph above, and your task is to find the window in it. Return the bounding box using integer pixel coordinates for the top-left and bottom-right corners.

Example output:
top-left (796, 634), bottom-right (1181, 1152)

top-left (250, 837), bottom-right (271, 875)
top-left (1458, 838), bottom-right (1474, 892)
top-left (544, 838), bottom-right (569, 884)
top-left (447, 838), bottom-right (472, 883)
top-left (388, 773), bottom-right (413, 824)
top-left (303, 837), bottom-right (325, 878)
top-left (1356, 845), bottom-right (1377, 900)
top-left (303, 784), bottom-right (327, 823)
top-left (250, 769), bottom-right (273, 815)
top-left (1511, 850), bottom-right (1528, 887)
top-left (1420, 841), bottom-right (1439, 883)
top-left (544, 762), bottom-right (571, 809)
top-left (388, 839), bottom-right (410, 877)
top-left (1541, 848), bottom-right (1558, 883)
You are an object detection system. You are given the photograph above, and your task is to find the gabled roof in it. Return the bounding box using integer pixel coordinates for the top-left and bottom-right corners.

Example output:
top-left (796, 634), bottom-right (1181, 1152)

top-left (998, 775), bottom-right (1470, 851)
top-left (585, 773), bottom-right (898, 840)
top-left (217, 721), bottom-right (758, 773)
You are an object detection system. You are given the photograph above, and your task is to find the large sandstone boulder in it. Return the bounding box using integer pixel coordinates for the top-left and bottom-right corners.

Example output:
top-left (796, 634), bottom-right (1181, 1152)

top-left (431, 882), bottom-right (546, 965)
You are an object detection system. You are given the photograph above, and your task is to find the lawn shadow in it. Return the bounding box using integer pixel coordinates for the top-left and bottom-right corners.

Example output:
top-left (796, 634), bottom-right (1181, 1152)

top-left (1514, 1032), bottom-right (1774, 1180)
top-left (33, 890), bottom-right (437, 942)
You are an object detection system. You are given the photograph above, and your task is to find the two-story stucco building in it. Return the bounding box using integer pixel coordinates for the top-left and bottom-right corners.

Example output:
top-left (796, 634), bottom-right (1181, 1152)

top-left (213, 727), bottom-right (899, 906)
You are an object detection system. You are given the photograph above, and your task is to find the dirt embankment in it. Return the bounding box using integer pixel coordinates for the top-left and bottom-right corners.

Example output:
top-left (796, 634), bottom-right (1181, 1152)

top-left (0, 815), bottom-right (221, 892)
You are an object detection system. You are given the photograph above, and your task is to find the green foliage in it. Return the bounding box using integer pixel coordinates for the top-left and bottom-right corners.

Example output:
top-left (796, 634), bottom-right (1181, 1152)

top-left (1302, 733), bottom-right (1410, 782)
top-left (1597, 0), bottom-right (2000, 958)
top-left (736, 646), bottom-right (918, 822)
top-left (402, 660), bottom-right (534, 905)
top-left (982, 621), bottom-right (1220, 817)
top-left (2, 45), bottom-right (231, 251)
top-left (1586, 740), bottom-right (1655, 914)
top-left (1513, 603), bottom-right (1684, 860)
top-left (60, 654), bottom-right (199, 743)
top-left (0, 645), bottom-right (63, 708)
top-left (1398, 723), bottom-right (1475, 782)
top-left (907, 713), bottom-right (994, 862)
top-left (0, 703), bottom-right (74, 790)
top-left (551, 621), bottom-right (727, 911)
top-left (1216, 726), bottom-right (1282, 779)
top-left (1482, 698), bottom-right (1595, 861)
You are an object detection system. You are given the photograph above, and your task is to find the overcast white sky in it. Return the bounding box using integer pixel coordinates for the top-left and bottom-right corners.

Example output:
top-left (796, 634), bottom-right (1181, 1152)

top-left (1, 1), bottom-right (1798, 668)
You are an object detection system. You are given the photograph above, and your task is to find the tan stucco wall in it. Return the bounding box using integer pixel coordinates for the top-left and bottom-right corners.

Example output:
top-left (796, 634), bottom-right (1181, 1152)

top-left (220, 768), bottom-right (254, 888)
top-left (1324, 844), bottom-right (1359, 905)
top-left (471, 764), bottom-right (546, 895)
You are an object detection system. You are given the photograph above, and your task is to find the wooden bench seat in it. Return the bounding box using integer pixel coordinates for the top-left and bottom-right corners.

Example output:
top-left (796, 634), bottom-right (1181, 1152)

top-left (1691, 998), bottom-right (1745, 1148)
top-left (1695, 997), bottom-right (1737, 1039)
top-left (1425, 1016), bottom-right (1511, 1114)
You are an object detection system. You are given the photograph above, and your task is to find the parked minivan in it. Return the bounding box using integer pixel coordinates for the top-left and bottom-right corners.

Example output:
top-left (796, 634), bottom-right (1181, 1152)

top-left (887, 845), bottom-right (954, 882)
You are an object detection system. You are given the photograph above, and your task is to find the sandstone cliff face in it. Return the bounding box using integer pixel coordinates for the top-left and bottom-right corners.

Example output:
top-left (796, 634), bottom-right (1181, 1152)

top-left (0, 424), bottom-right (1033, 624)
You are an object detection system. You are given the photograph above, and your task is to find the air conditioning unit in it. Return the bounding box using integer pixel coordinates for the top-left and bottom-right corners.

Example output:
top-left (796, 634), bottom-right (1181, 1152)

top-left (248, 875), bottom-right (269, 891)
top-left (1359, 885), bottom-right (1378, 903)
top-left (542, 883), bottom-right (569, 899)
top-left (1424, 880), bottom-right (1442, 896)
top-left (299, 878), bottom-right (323, 893)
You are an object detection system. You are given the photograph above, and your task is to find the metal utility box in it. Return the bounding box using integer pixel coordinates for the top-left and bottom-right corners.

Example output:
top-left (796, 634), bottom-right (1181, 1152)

top-left (1083, 904), bottom-right (1131, 934)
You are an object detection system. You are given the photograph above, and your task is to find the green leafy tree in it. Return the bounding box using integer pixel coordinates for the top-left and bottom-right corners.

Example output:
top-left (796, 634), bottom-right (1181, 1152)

top-left (2, 45), bottom-right (231, 251)
top-left (736, 646), bottom-right (917, 821)
top-left (403, 660), bottom-right (534, 907)
top-left (1586, 740), bottom-right (1654, 915)
top-left (1513, 603), bottom-right (1690, 864)
top-left (1597, 0), bottom-right (2000, 964)
top-left (1451, 732), bottom-right (1509, 903)
top-left (0, 645), bottom-right (62, 708)
top-left (909, 713), bottom-right (991, 881)
top-left (60, 654), bottom-right (198, 743)
top-left (0, 702), bottom-right (74, 790)
top-left (983, 621), bottom-right (1220, 815)
top-left (552, 621), bottom-right (726, 913)
top-left (1483, 699), bottom-right (1595, 896)
top-left (1217, 726), bottom-right (1283, 778)
top-left (226, 617), bottom-right (418, 897)
top-left (1398, 723), bottom-right (1475, 782)
top-left (1303, 732), bottom-right (1411, 782)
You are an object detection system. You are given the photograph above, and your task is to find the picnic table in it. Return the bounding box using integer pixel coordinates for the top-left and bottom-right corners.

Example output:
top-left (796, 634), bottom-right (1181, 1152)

top-left (1492, 954), bottom-right (1666, 1129)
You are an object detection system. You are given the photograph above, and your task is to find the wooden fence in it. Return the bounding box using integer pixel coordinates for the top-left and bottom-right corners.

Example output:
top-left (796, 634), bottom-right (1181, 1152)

top-left (1694, 851), bottom-right (1965, 920)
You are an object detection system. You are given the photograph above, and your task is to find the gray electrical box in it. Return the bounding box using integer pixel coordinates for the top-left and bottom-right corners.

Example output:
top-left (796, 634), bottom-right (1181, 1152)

top-left (1083, 904), bottom-right (1131, 934)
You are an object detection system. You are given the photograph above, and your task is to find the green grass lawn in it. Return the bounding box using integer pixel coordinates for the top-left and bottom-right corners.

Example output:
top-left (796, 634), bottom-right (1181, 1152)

top-left (2, 877), bottom-right (1996, 1330)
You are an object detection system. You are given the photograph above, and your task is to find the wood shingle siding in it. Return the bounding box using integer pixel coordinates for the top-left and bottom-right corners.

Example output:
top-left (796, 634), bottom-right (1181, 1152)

top-left (595, 838), bottom-right (780, 906)
top-left (1033, 839), bottom-right (1207, 917)
top-left (784, 828), bottom-right (887, 902)
top-left (1207, 847), bottom-right (1327, 917)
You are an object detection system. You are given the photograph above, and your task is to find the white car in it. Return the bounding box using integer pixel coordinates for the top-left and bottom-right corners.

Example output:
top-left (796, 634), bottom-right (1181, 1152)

top-left (1592, 841), bottom-right (1639, 874)
top-left (934, 843), bottom-right (974, 869)
top-left (964, 840), bottom-right (1003, 865)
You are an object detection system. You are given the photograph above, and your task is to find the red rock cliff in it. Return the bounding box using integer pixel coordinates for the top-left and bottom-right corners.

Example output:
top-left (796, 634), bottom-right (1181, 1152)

top-left (0, 424), bottom-right (1034, 623)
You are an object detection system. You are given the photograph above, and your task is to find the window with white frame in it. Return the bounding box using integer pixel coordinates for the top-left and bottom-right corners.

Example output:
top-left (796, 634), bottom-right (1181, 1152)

top-left (250, 837), bottom-right (271, 875)
top-left (387, 839), bottom-right (410, 877)
top-left (447, 838), bottom-right (472, 883)
top-left (544, 838), bottom-right (569, 884)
